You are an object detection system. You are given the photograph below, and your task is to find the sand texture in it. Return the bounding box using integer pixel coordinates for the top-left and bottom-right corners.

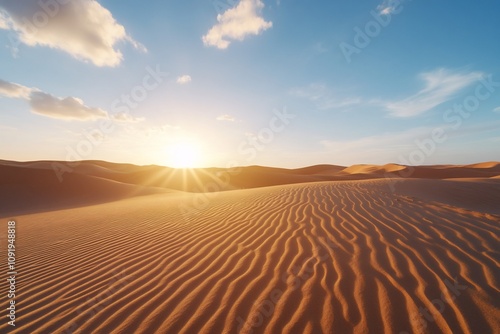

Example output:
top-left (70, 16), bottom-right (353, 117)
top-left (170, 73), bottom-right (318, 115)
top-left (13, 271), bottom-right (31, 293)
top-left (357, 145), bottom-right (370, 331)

top-left (0, 160), bottom-right (499, 333)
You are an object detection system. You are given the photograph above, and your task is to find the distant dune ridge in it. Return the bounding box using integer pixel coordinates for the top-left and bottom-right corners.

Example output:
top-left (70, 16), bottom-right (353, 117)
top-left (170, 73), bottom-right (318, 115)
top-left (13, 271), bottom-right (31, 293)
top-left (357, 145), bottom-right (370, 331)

top-left (0, 159), bottom-right (499, 333)
top-left (1, 159), bottom-right (500, 217)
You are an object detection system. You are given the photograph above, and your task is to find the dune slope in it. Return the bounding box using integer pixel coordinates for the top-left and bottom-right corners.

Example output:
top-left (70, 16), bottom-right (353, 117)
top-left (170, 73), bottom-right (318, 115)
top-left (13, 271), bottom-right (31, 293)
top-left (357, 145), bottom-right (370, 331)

top-left (0, 164), bottom-right (168, 217)
top-left (1, 179), bottom-right (498, 334)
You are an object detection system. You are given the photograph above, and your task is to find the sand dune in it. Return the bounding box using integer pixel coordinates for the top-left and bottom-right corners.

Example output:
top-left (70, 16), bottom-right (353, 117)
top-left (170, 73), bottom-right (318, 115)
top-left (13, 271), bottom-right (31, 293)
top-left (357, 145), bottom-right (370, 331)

top-left (1, 175), bottom-right (498, 333)
top-left (0, 164), bottom-right (169, 217)
top-left (339, 163), bottom-right (408, 175)
top-left (339, 163), bottom-right (500, 180)
top-left (391, 178), bottom-right (500, 215)
top-left (465, 161), bottom-right (500, 169)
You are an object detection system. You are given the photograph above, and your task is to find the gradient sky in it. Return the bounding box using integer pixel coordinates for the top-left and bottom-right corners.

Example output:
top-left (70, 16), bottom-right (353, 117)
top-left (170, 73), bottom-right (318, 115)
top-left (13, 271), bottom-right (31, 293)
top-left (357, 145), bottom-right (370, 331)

top-left (1, 0), bottom-right (499, 168)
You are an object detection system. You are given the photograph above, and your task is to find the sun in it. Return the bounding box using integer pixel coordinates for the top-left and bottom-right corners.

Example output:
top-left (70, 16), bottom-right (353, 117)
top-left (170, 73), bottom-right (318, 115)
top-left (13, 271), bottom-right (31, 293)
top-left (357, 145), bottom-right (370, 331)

top-left (167, 141), bottom-right (202, 168)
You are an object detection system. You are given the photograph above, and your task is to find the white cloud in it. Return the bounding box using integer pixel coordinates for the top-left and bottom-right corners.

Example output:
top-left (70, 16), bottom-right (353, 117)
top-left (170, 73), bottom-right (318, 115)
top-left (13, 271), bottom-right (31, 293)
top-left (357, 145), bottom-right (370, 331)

top-left (217, 114), bottom-right (236, 121)
top-left (0, 78), bottom-right (143, 122)
top-left (379, 7), bottom-right (393, 15)
top-left (0, 1), bottom-right (145, 67)
top-left (203, 0), bottom-right (272, 49)
top-left (291, 83), bottom-right (362, 110)
top-left (29, 91), bottom-right (108, 121)
top-left (0, 79), bottom-right (32, 99)
top-left (384, 68), bottom-right (484, 117)
top-left (493, 107), bottom-right (500, 113)
top-left (0, 10), bottom-right (8, 29)
top-left (176, 75), bottom-right (192, 84)
top-left (377, 0), bottom-right (400, 15)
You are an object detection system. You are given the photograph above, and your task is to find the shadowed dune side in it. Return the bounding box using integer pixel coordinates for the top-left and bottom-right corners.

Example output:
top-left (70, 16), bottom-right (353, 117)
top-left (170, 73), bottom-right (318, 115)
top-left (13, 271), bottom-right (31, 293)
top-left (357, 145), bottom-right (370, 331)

top-left (405, 166), bottom-right (500, 179)
top-left (2, 160), bottom-right (500, 194)
top-left (276, 164), bottom-right (346, 176)
top-left (0, 160), bottom-right (338, 192)
top-left (213, 164), bottom-right (348, 188)
top-left (222, 167), bottom-right (328, 189)
top-left (392, 178), bottom-right (500, 215)
top-left (1, 179), bottom-right (498, 334)
top-left (0, 165), bottom-right (169, 218)
top-left (2, 159), bottom-right (500, 218)
top-left (0, 160), bottom-right (348, 194)
top-left (0, 159), bottom-right (147, 177)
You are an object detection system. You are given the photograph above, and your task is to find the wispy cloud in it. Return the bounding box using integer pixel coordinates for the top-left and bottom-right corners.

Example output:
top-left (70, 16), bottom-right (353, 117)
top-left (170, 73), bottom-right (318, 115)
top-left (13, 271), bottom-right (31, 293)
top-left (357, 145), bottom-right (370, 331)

top-left (493, 107), bottom-right (500, 113)
top-left (384, 68), bottom-right (484, 117)
top-left (321, 121), bottom-right (500, 164)
top-left (0, 79), bottom-right (32, 99)
top-left (291, 83), bottom-right (362, 110)
top-left (321, 127), bottom-right (431, 152)
top-left (202, 0), bottom-right (272, 49)
top-left (176, 75), bottom-right (192, 84)
top-left (0, 10), bottom-right (8, 29)
top-left (317, 127), bottom-right (433, 165)
top-left (216, 114), bottom-right (236, 122)
top-left (0, 1), bottom-right (145, 66)
top-left (0, 78), bottom-right (141, 122)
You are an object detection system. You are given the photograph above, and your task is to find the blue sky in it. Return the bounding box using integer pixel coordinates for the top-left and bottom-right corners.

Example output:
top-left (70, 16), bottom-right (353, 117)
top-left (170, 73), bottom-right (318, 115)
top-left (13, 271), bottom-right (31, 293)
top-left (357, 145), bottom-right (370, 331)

top-left (0, 0), bottom-right (499, 168)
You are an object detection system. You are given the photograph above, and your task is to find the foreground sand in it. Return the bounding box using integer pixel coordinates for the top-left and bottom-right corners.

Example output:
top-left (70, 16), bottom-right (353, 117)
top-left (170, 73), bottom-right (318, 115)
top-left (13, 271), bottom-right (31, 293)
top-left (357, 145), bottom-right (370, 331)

top-left (1, 178), bottom-right (499, 334)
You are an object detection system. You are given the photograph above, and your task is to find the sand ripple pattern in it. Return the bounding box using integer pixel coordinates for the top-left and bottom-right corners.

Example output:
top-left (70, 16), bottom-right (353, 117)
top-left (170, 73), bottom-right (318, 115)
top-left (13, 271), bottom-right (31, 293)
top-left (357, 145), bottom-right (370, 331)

top-left (1, 180), bottom-right (499, 334)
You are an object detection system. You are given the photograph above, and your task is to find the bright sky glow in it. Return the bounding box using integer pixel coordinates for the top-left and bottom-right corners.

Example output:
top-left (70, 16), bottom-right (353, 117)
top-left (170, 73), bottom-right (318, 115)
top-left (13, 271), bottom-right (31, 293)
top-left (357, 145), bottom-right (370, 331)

top-left (0, 0), bottom-right (499, 168)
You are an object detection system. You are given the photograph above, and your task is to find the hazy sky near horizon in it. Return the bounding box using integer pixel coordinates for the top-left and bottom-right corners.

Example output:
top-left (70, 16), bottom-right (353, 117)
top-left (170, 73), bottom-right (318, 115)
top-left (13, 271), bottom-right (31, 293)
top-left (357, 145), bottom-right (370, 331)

top-left (1, 0), bottom-right (499, 168)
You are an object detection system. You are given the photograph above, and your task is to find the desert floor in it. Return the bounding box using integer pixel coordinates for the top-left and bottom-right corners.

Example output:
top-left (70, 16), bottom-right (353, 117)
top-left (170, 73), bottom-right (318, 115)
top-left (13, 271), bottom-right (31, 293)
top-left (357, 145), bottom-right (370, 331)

top-left (0, 161), bottom-right (499, 333)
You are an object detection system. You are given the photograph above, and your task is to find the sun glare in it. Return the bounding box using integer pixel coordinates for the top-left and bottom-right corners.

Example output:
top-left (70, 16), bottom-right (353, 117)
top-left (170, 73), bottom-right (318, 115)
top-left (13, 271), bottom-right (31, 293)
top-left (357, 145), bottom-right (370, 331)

top-left (167, 141), bottom-right (202, 168)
